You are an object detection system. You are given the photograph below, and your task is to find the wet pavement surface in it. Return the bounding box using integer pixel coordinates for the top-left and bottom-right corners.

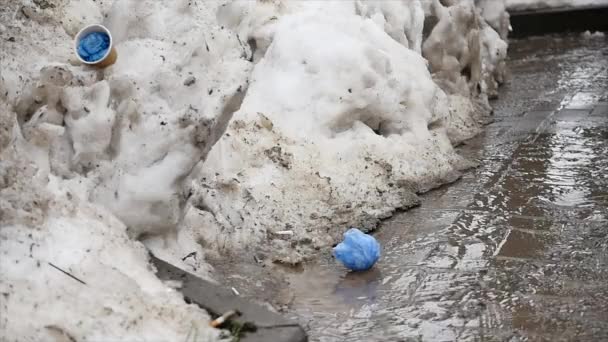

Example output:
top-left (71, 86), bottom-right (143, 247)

top-left (278, 34), bottom-right (608, 341)
top-left (210, 34), bottom-right (608, 341)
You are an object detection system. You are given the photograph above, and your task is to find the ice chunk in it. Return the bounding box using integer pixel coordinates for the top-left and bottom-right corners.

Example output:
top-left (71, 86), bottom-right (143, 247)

top-left (333, 228), bottom-right (381, 271)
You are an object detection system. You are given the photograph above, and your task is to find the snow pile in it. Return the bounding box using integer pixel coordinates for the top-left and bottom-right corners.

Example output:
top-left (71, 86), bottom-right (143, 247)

top-left (189, 0), bottom-right (509, 264)
top-left (0, 104), bottom-right (220, 340)
top-left (506, 0), bottom-right (608, 11)
top-left (423, 0), bottom-right (507, 106)
top-left (189, 2), bottom-right (457, 264)
top-left (1, 0), bottom-right (246, 339)
top-left (1, 0), bottom-right (510, 338)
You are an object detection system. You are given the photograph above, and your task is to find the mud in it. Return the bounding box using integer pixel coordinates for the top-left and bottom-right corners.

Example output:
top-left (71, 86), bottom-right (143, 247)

top-left (211, 34), bottom-right (608, 341)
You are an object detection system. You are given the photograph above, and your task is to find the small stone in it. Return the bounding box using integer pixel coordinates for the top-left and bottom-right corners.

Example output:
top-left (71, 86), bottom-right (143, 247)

top-left (183, 76), bottom-right (196, 86)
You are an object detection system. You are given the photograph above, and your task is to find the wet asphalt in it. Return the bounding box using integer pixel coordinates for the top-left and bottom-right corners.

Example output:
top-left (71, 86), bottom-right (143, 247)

top-left (281, 34), bottom-right (608, 341)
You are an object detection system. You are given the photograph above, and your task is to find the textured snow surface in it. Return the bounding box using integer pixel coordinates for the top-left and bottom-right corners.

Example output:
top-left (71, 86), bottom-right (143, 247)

top-left (194, 0), bottom-right (508, 264)
top-left (0, 0), bottom-right (509, 339)
top-left (0, 106), bottom-right (221, 340)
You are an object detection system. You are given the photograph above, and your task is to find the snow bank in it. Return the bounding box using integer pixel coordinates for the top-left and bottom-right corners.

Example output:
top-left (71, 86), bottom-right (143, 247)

top-left (188, 0), bottom-right (508, 264)
top-left (190, 3), bottom-right (460, 263)
top-left (1, 0), bottom-right (245, 339)
top-left (0, 104), bottom-right (220, 340)
top-left (506, 0), bottom-right (608, 11)
top-left (1, 0), bottom-right (510, 338)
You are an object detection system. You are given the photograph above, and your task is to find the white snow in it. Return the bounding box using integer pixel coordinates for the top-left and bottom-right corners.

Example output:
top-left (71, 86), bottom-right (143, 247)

top-left (1, 0), bottom-right (510, 339)
top-left (582, 30), bottom-right (606, 38)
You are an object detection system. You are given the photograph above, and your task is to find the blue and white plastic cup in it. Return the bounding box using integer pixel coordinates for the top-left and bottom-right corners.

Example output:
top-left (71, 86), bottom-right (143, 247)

top-left (74, 24), bottom-right (117, 68)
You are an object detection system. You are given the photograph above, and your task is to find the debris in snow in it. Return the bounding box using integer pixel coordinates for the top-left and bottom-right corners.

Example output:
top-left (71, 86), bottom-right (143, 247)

top-left (181, 251), bottom-right (197, 261)
top-left (77, 31), bottom-right (110, 62)
top-left (48, 262), bottom-right (87, 285)
top-left (74, 24), bottom-right (116, 67)
top-left (210, 310), bottom-right (239, 328)
top-left (183, 76), bottom-right (196, 86)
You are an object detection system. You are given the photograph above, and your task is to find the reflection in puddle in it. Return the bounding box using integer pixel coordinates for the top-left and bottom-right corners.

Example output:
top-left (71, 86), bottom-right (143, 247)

top-left (496, 229), bottom-right (548, 259)
top-left (334, 268), bottom-right (382, 303)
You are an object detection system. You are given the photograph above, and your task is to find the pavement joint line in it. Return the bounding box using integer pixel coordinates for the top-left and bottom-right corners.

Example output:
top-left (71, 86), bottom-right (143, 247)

top-left (450, 117), bottom-right (550, 201)
top-left (528, 293), bottom-right (604, 301)
top-left (415, 208), bottom-right (607, 223)
top-left (493, 255), bottom-right (565, 264)
top-left (382, 264), bottom-right (488, 274)
top-left (508, 227), bottom-right (554, 235)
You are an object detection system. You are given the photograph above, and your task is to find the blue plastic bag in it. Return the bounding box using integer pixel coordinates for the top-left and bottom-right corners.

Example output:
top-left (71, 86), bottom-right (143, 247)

top-left (333, 228), bottom-right (381, 271)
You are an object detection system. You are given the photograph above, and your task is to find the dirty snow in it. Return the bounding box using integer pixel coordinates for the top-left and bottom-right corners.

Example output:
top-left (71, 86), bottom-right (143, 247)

top-left (0, 0), bottom-right (509, 340)
top-left (191, 0), bottom-right (508, 264)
